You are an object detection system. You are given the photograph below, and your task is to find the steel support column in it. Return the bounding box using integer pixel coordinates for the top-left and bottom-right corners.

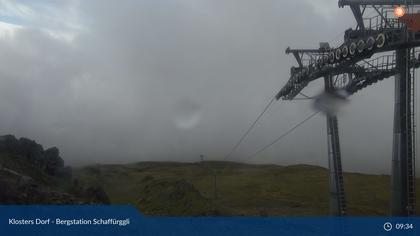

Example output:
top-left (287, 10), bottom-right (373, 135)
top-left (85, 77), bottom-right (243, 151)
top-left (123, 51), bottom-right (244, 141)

top-left (325, 76), bottom-right (347, 216)
top-left (391, 47), bottom-right (416, 216)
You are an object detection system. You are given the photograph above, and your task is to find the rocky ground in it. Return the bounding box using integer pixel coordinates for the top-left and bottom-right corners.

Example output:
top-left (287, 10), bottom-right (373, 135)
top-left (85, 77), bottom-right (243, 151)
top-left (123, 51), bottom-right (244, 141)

top-left (0, 135), bottom-right (109, 205)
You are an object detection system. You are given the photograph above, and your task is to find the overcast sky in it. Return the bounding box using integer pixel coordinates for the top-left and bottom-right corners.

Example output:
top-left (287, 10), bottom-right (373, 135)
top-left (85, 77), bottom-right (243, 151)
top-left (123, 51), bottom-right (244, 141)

top-left (0, 0), bottom-right (418, 174)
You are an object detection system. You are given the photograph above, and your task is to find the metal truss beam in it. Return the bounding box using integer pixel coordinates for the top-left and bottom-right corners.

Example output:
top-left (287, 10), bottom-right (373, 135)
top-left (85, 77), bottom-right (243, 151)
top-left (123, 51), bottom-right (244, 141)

top-left (325, 76), bottom-right (347, 216)
top-left (391, 48), bottom-right (416, 216)
top-left (339, 0), bottom-right (420, 7)
top-left (277, 0), bottom-right (420, 217)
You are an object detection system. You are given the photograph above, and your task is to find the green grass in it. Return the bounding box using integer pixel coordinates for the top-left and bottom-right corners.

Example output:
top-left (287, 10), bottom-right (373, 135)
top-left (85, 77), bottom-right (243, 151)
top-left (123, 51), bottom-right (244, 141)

top-left (75, 161), bottom-right (420, 216)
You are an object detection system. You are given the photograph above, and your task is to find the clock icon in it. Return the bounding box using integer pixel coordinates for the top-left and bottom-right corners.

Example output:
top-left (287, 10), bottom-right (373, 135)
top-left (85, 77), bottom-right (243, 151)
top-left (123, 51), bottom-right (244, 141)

top-left (384, 222), bottom-right (393, 231)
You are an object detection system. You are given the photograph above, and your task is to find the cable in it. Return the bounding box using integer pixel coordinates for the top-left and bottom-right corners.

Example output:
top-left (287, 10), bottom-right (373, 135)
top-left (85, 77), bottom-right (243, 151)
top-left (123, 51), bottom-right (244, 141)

top-left (328, 31), bottom-right (344, 47)
top-left (222, 96), bottom-right (277, 161)
top-left (292, 97), bottom-right (314, 100)
top-left (241, 111), bottom-right (320, 162)
top-left (299, 92), bottom-right (316, 100)
top-left (209, 94), bottom-right (277, 211)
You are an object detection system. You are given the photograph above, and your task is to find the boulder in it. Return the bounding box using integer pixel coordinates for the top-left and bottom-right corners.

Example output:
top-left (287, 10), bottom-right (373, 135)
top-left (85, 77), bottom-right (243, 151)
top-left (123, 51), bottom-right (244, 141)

top-left (0, 135), bottom-right (66, 176)
top-left (0, 167), bottom-right (80, 204)
top-left (0, 135), bottom-right (19, 153)
top-left (44, 147), bottom-right (64, 176)
top-left (83, 185), bottom-right (111, 204)
top-left (17, 138), bottom-right (44, 167)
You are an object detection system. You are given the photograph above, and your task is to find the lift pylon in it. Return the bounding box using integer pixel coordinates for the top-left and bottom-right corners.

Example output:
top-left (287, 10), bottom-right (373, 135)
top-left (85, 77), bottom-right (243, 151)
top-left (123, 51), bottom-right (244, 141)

top-left (325, 76), bottom-right (347, 216)
top-left (278, 1), bottom-right (420, 216)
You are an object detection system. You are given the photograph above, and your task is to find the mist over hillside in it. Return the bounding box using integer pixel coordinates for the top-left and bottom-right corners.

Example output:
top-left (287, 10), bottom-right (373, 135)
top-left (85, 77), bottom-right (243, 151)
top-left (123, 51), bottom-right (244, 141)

top-left (76, 161), bottom-right (420, 216)
top-left (0, 134), bottom-right (418, 216)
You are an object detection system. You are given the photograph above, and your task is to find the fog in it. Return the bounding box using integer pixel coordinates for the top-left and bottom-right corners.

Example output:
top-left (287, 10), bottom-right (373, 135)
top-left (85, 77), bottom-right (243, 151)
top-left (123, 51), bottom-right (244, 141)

top-left (0, 0), bottom-right (418, 174)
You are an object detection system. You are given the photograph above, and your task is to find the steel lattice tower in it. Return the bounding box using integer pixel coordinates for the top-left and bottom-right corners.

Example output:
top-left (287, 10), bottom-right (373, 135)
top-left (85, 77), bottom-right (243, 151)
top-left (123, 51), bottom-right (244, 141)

top-left (277, 0), bottom-right (420, 216)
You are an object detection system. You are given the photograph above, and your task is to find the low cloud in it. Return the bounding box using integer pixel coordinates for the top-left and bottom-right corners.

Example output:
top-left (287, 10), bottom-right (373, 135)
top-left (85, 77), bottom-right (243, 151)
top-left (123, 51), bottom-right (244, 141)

top-left (0, 0), bottom-right (416, 174)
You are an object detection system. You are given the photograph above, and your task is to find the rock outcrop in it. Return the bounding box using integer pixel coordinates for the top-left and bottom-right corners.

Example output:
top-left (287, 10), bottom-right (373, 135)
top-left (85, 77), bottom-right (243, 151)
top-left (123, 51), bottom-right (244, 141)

top-left (0, 134), bottom-right (110, 205)
top-left (0, 135), bottom-right (67, 178)
top-left (0, 167), bottom-right (80, 204)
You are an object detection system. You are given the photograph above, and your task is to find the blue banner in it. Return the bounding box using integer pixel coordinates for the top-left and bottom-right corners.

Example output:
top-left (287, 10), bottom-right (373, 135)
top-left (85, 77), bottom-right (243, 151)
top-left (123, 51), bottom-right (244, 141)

top-left (0, 205), bottom-right (419, 235)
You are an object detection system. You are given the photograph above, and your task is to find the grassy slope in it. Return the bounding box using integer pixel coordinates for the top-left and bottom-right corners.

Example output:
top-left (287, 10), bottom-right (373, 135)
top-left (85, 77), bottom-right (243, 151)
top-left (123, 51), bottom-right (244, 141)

top-left (75, 162), bottom-right (420, 216)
